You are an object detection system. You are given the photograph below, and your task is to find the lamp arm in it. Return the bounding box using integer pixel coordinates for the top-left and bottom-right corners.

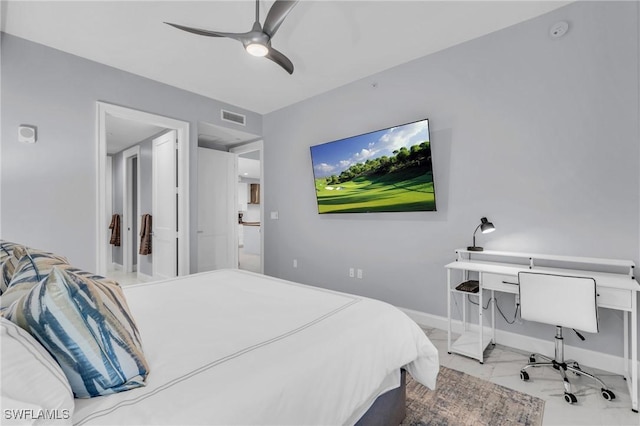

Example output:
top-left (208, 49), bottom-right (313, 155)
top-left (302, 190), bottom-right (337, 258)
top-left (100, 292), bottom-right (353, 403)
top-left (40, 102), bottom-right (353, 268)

top-left (472, 224), bottom-right (481, 247)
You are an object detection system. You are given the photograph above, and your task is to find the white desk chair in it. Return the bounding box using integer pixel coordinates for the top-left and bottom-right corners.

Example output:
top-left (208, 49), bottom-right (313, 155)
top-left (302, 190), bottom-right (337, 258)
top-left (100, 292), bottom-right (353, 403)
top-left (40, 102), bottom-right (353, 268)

top-left (518, 272), bottom-right (616, 405)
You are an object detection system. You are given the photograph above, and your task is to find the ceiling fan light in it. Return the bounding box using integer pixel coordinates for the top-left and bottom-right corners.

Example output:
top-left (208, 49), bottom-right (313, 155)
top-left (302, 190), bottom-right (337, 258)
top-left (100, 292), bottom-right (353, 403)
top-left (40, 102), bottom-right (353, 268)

top-left (246, 43), bottom-right (268, 57)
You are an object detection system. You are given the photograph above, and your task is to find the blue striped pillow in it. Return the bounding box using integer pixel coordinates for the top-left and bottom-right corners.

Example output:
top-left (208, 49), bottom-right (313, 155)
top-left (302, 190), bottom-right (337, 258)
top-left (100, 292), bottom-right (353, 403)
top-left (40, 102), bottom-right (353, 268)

top-left (1, 248), bottom-right (68, 310)
top-left (0, 240), bottom-right (19, 262)
top-left (0, 242), bottom-right (26, 294)
top-left (3, 267), bottom-right (149, 398)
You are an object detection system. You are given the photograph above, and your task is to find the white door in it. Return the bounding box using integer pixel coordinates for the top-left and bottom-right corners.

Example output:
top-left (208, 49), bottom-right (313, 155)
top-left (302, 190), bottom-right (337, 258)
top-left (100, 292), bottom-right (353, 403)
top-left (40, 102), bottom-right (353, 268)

top-left (197, 147), bottom-right (237, 272)
top-left (152, 131), bottom-right (177, 279)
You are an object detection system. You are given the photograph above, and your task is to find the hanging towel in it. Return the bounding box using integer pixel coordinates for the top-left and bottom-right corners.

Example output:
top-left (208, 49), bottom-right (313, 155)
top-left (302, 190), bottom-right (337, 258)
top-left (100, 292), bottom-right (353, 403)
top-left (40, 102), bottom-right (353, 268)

top-left (139, 214), bottom-right (152, 255)
top-left (109, 214), bottom-right (121, 247)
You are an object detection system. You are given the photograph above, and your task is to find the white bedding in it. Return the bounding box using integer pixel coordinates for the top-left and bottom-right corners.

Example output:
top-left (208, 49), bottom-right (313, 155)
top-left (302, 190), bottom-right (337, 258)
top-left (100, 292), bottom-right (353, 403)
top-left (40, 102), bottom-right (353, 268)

top-left (73, 269), bottom-right (439, 425)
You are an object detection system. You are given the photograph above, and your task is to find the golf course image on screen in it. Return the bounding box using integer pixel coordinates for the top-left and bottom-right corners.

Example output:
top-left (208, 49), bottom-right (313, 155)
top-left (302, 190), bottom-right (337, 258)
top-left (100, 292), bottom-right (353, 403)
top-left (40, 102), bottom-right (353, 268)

top-left (310, 119), bottom-right (436, 214)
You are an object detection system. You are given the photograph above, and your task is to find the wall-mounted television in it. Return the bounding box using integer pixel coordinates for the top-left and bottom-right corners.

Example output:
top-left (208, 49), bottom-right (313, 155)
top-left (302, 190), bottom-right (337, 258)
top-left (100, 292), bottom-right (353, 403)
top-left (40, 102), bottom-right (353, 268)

top-left (310, 118), bottom-right (435, 214)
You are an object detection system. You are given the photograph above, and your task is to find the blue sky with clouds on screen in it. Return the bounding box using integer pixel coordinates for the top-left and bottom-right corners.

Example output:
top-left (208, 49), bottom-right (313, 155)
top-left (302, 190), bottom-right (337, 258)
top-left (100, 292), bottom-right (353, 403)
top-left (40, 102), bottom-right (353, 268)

top-left (311, 119), bottom-right (430, 178)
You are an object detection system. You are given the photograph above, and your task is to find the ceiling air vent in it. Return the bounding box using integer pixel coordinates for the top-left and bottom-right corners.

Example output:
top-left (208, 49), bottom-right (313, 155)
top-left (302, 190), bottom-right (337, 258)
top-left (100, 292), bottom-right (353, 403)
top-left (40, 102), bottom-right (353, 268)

top-left (221, 110), bottom-right (246, 126)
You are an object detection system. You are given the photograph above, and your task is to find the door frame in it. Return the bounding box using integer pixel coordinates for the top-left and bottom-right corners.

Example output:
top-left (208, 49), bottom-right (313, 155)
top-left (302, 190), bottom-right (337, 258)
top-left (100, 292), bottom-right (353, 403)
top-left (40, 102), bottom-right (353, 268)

top-left (122, 145), bottom-right (141, 274)
top-left (106, 156), bottom-right (113, 268)
top-left (96, 102), bottom-right (190, 276)
top-left (229, 140), bottom-right (264, 274)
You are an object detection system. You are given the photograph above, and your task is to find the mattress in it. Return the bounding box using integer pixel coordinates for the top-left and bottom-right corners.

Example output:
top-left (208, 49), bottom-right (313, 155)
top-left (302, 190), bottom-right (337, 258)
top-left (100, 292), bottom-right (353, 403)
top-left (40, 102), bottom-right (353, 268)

top-left (73, 269), bottom-right (439, 425)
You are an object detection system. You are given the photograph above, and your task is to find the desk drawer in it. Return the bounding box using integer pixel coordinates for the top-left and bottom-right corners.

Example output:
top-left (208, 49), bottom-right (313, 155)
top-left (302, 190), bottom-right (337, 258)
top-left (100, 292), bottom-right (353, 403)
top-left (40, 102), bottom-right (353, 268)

top-left (597, 287), bottom-right (632, 311)
top-left (482, 273), bottom-right (519, 294)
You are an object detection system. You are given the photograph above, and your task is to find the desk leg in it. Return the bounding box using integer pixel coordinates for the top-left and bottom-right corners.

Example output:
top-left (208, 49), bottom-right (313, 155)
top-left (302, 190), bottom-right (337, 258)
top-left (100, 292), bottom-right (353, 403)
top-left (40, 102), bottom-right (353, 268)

top-left (491, 289), bottom-right (496, 345)
top-left (624, 310), bottom-right (629, 379)
top-left (478, 282), bottom-right (483, 364)
top-left (632, 295), bottom-right (638, 412)
top-left (462, 271), bottom-right (468, 332)
top-left (447, 269), bottom-right (452, 354)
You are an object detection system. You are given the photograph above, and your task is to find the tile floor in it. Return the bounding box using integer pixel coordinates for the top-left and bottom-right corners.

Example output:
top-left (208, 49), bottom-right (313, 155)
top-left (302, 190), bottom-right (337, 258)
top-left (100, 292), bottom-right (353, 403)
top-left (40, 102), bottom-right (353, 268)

top-left (105, 256), bottom-right (262, 287)
top-left (422, 327), bottom-right (639, 425)
top-left (239, 249), bottom-right (261, 273)
top-left (105, 269), bottom-right (154, 286)
top-left (107, 252), bottom-right (262, 287)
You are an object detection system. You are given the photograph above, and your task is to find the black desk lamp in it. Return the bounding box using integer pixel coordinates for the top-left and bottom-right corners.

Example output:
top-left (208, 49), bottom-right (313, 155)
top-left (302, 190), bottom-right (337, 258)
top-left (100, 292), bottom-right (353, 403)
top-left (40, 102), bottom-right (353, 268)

top-left (467, 217), bottom-right (495, 252)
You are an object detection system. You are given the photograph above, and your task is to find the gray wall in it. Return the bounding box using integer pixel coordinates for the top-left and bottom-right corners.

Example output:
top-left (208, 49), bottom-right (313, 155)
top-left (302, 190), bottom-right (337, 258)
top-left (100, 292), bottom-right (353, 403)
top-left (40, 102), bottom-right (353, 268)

top-left (0, 32), bottom-right (262, 272)
top-left (262, 1), bottom-right (639, 356)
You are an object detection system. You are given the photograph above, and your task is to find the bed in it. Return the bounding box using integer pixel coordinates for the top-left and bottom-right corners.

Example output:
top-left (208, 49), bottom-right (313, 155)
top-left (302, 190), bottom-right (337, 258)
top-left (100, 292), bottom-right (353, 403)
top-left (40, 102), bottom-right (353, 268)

top-left (2, 256), bottom-right (439, 425)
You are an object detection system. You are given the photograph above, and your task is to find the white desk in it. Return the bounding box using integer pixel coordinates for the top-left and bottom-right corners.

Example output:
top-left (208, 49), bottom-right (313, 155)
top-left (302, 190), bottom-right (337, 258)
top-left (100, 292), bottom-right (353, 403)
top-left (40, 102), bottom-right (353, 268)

top-left (445, 249), bottom-right (639, 412)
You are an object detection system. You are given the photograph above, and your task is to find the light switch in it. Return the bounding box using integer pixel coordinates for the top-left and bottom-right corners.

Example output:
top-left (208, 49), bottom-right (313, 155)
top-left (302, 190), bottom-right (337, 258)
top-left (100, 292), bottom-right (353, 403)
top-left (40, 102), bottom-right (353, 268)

top-left (270, 211), bottom-right (279, 220)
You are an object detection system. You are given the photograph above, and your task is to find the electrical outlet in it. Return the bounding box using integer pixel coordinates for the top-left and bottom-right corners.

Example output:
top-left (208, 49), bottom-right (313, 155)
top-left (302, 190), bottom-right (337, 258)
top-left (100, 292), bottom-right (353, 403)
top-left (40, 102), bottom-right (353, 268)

top-left (357, 269), bottom-right (363, 279)
top-left (349, 268), bottom-right (355, 278)
top-left (293, 259), bottom-right (298, 269)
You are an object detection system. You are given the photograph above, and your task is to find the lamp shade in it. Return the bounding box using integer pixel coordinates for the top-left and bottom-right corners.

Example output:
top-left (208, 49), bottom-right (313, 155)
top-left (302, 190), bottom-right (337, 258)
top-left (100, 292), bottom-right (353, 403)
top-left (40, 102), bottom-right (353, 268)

top-left (467, 217), bottom-right (495, 251)
top-left (480, 218), bottom-right (495, 234)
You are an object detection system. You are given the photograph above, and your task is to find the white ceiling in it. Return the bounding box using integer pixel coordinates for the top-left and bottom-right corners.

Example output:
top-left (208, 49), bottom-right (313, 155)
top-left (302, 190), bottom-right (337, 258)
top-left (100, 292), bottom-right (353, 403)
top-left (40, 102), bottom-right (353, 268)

top-left (238, 156), bottom-right (261, 179)
top-left (105, 114), bottom-right (260, 177)
top-left (105, 114), bottom-right (167, 154)
top-left (198, 121), bottom-right (261, 148)
top-left (2, 0), bottom-right (571, 115)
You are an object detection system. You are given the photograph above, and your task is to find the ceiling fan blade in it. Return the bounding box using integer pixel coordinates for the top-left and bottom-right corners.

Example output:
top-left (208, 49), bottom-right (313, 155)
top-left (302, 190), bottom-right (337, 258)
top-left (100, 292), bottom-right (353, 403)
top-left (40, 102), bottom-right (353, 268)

top-left (265, 46), bottom-right (294, 75)
top-left (164, 22), bottom-right (244, 41)
top-left (262, 0), bottom-right (299, 38)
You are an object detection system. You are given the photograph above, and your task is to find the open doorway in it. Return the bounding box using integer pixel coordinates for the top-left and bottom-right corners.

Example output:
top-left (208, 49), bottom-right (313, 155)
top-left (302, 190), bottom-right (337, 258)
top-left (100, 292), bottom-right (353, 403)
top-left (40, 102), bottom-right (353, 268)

top-left (106, 124), bottom-right (174, 284)
top-left (197, 121), bottom-right (262, 274)
top-left (96, 102), bottom-right (190, 280)
top-left (230, 141), bottom-right (263, 274)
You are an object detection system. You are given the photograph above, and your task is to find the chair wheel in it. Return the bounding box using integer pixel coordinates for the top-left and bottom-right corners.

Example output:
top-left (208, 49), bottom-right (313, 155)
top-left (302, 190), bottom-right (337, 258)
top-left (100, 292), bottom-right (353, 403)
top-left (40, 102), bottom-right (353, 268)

top-left (520, 370), bottom-right (529, 381)
top-left (564, 393), bottom-right (577, 404)
top-left (529, 355), bottom-right (536, 363)
top-left (601, 389), bottom-right (616, 401)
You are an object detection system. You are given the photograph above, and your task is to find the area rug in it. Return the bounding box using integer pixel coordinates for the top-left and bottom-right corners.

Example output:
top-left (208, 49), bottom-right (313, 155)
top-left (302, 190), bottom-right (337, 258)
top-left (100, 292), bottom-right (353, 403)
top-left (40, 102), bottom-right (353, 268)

top-left (402, 366), bottom-right (545, 426)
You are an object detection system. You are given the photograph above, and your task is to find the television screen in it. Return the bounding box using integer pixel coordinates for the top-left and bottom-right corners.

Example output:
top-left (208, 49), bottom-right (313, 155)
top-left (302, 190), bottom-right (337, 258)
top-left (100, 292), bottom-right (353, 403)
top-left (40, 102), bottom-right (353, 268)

top-left (310, 118), bottom-right (435, 214)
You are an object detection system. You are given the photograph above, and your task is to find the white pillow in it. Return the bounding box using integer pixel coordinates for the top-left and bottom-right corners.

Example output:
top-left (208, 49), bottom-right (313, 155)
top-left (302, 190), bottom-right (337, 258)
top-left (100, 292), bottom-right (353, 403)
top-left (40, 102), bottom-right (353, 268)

top-left (0, 317), bottom-right (74, 425)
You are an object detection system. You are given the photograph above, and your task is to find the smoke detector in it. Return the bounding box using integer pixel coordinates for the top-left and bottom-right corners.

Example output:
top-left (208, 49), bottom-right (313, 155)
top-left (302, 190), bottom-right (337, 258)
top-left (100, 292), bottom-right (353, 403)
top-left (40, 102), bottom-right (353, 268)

top-left (549, 21), bottom-right (569, 39)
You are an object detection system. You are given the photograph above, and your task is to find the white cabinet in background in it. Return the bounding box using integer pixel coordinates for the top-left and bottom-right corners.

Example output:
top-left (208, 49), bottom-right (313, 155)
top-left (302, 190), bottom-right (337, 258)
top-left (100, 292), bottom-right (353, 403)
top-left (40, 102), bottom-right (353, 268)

top-left (243, 225), bottom-right (260, 255)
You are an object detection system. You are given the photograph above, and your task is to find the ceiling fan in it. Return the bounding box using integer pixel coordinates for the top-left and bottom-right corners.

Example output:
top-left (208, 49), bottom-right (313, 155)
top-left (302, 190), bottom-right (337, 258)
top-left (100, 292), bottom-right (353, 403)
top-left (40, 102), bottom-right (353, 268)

top-left (165, 0), bottom-right (299, 75)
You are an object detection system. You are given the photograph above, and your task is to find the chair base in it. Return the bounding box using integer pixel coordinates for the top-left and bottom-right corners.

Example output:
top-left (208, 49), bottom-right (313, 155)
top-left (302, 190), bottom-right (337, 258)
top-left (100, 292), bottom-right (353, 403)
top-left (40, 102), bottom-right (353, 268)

top-left (519, 327), bottom-right (616, 405)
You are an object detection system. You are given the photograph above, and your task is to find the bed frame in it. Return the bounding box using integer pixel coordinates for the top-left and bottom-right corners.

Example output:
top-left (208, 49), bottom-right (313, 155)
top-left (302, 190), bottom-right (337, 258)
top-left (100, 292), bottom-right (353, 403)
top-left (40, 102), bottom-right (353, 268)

top-left (355, 370), bottom-right (407, 426)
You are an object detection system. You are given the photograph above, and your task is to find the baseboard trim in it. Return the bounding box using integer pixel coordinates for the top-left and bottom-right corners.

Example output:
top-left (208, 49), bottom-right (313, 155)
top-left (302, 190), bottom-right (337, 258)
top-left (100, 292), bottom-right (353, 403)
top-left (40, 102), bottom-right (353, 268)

top-left (399, 307), bottom-right (639, 378)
